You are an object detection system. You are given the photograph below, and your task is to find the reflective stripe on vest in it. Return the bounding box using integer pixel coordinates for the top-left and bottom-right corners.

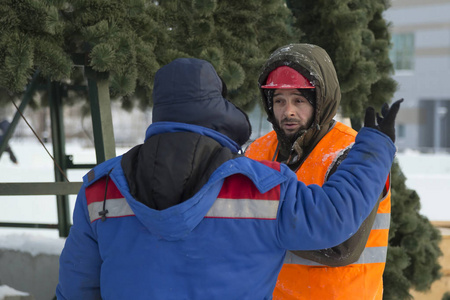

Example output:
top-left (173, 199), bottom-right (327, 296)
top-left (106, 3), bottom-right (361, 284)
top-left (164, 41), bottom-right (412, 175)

top-left (372, 212), bottom-right (390, 230)
top-left (283, 210), bottom-right (390, 266)
top-left (284, 246), bottom-right (388, 265)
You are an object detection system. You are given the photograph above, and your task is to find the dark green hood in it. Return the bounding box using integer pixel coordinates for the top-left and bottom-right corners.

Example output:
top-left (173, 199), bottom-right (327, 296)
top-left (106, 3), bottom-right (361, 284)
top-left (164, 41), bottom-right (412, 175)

top-left (258, 44), bottom-right (340, 166)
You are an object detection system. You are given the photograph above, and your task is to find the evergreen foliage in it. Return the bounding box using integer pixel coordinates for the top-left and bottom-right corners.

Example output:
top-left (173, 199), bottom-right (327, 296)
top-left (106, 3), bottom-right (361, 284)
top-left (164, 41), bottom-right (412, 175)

top-left (0, 0), bottom-right (165, 110)
top-left (286, 0), bottom-right (397, 125)
top-left (157, 0), bottom-right (296, 109)
top-left (0, 0), bottom-right (295, 111)
top-left (0, 0), bottom-right (71, 95)
top-left (383, 160), bottom-right (442, 299)
top-left (61, 0), bottom-right (166, 109)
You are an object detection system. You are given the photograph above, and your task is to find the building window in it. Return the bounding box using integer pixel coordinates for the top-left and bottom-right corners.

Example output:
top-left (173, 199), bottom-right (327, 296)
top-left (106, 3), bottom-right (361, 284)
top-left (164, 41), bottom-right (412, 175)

top-left (390, 33), bottom-right (415, 71)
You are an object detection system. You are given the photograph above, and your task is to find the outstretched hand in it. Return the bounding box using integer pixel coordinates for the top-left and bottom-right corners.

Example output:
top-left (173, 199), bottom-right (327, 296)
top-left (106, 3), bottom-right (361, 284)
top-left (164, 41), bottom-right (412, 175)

top-left (364, 99), bottom-right (404, 142)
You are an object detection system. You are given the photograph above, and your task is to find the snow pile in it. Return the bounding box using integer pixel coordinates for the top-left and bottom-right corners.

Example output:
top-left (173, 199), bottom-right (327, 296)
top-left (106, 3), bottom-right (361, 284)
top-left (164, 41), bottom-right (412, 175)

top-left (396, 152), bottom-right (450, 221)
top-left (0, 233), bottom-right (65, 256)
top-left (0, 285), bottom-right (30, 299)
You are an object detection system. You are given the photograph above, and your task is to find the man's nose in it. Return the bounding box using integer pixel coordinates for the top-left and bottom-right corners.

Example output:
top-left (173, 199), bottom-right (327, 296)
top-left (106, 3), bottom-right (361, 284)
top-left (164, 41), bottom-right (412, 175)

top-left (284, 102), bottom-right (295, 117)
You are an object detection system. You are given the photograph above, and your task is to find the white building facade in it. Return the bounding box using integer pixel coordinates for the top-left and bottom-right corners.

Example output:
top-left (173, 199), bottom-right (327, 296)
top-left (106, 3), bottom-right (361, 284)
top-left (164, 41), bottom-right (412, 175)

top-left (385, 0), bottom-right (450, 152)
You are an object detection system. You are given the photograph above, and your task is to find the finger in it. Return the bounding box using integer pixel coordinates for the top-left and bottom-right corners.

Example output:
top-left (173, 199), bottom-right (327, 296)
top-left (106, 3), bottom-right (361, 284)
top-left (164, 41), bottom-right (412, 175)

top-left (376, 112), bottom-right (383, 125)
top-left (383, 98), bottom-right (404, 123)
top-left (381, 103), bottom-right (389, 118)
top-left (391, 98), bottom-right (404, 110)
top-left (364, 107), bottom-right (376, 128)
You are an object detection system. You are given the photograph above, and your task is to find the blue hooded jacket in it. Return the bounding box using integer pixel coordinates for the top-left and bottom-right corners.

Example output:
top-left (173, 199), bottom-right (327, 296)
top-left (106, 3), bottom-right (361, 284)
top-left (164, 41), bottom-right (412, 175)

top-left (56, 58), bottom-right (396, 300)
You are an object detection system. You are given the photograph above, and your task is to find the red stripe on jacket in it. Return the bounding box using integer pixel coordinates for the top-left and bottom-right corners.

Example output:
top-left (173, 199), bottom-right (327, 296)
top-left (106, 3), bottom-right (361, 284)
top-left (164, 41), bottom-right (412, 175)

top-left (85, 177), bottom-right (124, 205)
top-left (218, 160), bottom-right (281, 200)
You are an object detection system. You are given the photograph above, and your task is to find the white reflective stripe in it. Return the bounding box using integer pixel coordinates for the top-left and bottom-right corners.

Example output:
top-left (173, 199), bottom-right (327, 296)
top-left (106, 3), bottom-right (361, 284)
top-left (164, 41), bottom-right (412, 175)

top-left (352, 246), bottom-right (387, 264)
top-left (88, 198), bottom-right (135, 222)
top-left (372, 213), bottom-right (391, 230)
top-left (284, 246), bottom-right (388, 266)
top-left (206, 198), bottom-right (279, 219)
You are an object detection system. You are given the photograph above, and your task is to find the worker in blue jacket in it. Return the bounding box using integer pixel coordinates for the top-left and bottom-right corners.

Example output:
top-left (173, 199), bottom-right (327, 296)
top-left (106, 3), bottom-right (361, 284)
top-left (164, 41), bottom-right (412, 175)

top-left (56, 58), bottom-right (401, 300)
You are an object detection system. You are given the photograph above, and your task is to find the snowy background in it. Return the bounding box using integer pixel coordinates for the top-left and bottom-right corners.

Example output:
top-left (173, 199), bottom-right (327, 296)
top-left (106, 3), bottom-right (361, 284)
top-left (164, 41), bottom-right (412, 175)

top-left (1, 139), bottom-right (450, 241)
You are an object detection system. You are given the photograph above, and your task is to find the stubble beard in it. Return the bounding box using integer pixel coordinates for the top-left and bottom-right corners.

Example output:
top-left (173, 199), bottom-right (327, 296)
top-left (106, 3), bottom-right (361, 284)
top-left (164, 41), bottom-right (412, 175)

top-left (280, 118), bottom-right (306, 141)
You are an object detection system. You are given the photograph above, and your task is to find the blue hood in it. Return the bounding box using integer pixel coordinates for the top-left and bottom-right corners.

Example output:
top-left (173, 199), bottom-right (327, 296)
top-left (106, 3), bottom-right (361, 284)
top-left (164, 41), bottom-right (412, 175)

top-left (152, 58), bottom-right (252, 146)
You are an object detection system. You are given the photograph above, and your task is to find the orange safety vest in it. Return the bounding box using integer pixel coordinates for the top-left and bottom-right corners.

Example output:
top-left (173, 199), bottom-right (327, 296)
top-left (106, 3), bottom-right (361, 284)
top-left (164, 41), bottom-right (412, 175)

top-left (245, 121), bottom-right (391, 300)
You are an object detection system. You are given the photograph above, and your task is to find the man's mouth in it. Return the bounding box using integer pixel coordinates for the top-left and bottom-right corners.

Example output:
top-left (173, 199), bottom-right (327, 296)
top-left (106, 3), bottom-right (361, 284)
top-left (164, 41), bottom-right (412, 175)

top-left (281, 119), bottom-right (301, 130)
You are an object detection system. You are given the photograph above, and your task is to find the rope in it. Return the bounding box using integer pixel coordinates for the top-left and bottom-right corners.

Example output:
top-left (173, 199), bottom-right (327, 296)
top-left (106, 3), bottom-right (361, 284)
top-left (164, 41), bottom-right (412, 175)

top-left (10, 98), bottom-right (70, 182)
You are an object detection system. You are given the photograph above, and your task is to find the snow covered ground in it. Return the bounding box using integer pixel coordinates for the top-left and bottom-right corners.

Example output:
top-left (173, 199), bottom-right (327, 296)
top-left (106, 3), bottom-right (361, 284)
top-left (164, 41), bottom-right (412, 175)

top-left (0, 285), bottom-right (30, 299)
top-left (395, 149), bottom-right (450, 222)
top-left (1, 139), bottom-right (449, 242)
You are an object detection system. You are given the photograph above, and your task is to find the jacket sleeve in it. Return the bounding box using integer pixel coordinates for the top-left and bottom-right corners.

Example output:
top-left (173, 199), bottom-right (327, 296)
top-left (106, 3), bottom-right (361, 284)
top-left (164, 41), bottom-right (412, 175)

top-left (290, 194), bottom-right (382, 266)
top-left (290, 149), bottom-right (389, 266)
top-left (56, 187), bottom-right (102, 300)
top-left (276, 127), bottom-right (395, 251)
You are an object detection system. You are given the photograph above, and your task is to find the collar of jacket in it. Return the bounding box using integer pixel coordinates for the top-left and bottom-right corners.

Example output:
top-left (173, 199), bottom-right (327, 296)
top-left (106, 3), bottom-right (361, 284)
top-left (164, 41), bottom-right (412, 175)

top-left (273, 119), bottom-right (334, 168)
top-left (145, 121), bottom-right (242, 154)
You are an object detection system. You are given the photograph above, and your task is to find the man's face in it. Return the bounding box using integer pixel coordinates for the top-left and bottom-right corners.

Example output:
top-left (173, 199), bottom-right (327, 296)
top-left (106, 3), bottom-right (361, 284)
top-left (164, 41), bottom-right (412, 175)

top-left (272, 89), bottom-right (314, 139)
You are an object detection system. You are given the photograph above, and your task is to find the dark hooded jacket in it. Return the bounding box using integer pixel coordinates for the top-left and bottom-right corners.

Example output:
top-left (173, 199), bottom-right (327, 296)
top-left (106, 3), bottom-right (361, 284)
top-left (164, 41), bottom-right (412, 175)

top-left (258, 43), bottom-right (341, 168)
top-left (122, 58), bottom-right (252, 210)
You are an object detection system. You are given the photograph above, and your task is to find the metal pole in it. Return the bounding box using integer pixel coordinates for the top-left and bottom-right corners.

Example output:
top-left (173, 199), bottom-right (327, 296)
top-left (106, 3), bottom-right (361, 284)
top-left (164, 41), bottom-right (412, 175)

top-left (0, 182), bottom-right (82, 195)
top-left (87, 68), bottom-right (116, 163)
top-left (48, 81), bottom-right (71, 237)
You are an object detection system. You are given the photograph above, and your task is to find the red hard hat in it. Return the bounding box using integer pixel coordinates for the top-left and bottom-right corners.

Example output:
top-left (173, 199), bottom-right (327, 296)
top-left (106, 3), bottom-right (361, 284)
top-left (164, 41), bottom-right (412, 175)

top-left (261, 66), bottom-right (315, 89)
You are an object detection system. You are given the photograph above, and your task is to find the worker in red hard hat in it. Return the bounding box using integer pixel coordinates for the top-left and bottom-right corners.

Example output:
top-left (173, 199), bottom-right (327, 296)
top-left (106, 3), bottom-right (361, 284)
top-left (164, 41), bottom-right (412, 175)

top-left (246, 44), bottom-right (394, 300)
top-left (261, 65), bottom-right (316, 147)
